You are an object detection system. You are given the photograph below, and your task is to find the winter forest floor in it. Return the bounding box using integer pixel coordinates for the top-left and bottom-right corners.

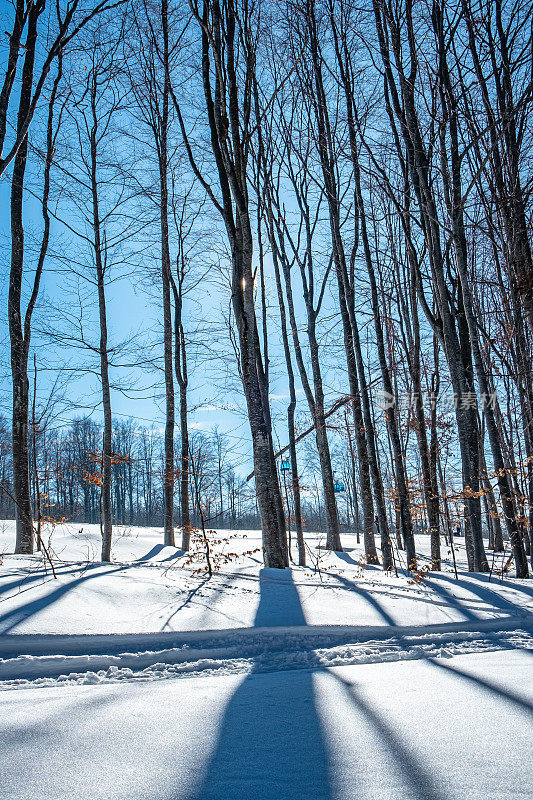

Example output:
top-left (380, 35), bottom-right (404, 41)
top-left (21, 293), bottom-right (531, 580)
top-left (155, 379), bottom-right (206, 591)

top-left (0, 523), bottom-right (532, 799)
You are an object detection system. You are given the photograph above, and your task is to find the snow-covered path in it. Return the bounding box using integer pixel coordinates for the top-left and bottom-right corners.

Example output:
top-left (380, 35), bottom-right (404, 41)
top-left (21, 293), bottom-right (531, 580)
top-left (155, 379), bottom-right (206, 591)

top-left (1, 616), bottom-right (532, 686)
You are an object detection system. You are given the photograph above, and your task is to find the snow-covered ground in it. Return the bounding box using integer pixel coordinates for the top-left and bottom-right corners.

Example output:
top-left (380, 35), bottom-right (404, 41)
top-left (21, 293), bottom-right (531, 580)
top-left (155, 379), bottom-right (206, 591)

top-left (1, 522), bottom-right (532, 799)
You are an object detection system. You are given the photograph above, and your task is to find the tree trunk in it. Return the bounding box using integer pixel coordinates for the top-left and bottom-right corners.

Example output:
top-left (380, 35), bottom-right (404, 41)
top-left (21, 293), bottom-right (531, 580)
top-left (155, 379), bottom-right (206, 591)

top-left (269, 221), bottom-right (305, 564)
top-left (373, 0), bottom-right (488, 570)
top-left (160, 0), bottom-right (175, 547)
top-left (182, 0), bottom-right (289, 567)
top-left (302, 0), bottom-right (386, 565)
top-left (353, 156), bottom-right (416, 569)
top-left (8, 3), bottom-right (45, 554)
top-left (170, 270), bottom-right (190, 550)
top-left (233, 216), bottom-right (288, 568)
top-left (433, 1), bottom-right (527, 576)
top-left (89, 74), bottom-right (113, 563)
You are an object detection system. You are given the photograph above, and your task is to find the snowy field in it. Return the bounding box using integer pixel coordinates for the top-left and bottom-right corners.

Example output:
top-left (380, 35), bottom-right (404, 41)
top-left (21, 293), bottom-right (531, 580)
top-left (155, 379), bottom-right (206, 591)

top-left (1, 522), bottom-right (532, 799)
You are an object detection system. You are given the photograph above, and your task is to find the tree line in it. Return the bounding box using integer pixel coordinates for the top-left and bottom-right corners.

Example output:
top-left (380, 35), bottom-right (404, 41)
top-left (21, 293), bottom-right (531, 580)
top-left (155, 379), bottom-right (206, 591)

top-left (2, 0), bottom-right (532, 575)
top-left (0, 414), bottom-right (375, 536)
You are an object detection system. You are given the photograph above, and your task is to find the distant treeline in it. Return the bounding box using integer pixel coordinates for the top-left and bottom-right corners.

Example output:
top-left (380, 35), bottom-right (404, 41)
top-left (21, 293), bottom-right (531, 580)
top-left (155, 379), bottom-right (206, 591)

top-left (0, 415), bottom-right (361, 534)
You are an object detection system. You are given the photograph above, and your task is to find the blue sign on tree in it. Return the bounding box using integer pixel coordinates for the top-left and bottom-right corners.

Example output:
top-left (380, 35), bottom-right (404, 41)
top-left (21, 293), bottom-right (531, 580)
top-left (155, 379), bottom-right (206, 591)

top-left (280, 460), bottom-right (291, 472)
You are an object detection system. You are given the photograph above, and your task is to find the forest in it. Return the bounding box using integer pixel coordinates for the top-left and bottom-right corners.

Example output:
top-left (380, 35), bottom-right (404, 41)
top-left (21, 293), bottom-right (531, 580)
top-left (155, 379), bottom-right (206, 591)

top-left (2, 0), bottom-right (533, 576)
top-left (1, 1), bottom-right (532, 798)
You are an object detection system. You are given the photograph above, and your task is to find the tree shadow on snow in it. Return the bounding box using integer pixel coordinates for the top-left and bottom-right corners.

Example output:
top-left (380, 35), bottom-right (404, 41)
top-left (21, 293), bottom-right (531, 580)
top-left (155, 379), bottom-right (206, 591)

top-left (332, 671), bottom-right (450, 800)
top-left (187, 568), bottom-right (458, 800)
top-left (476, 573), bottom-right (533, 600)
top-left (333, 550), bottom-right (381, 572)
top-left (327, 569), bottom-right (397, 625)
top-left (427, 655), bottom-right (533, 716)
top-left (0, 563), bottom-right (130, 634)
top-left (421, 576), bottom-right (481, 621)
top-left (430, 573), bottom-right (532, 618)
top-left (159, 577), bottom-right (212, 631)
top-left (0, 562), bottom-right (87, 602)
top-left (187, 569), bottom-right (333, 800)
top-left (135, 544), bottom-right (185, 563)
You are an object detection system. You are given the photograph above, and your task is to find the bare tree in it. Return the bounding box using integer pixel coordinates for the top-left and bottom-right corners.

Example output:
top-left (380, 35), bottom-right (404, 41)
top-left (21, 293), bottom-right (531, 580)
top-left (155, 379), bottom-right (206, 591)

top-left (5, 0), bottom-right (127, 554)
top-left (175, 0), bottom-right (288, 567)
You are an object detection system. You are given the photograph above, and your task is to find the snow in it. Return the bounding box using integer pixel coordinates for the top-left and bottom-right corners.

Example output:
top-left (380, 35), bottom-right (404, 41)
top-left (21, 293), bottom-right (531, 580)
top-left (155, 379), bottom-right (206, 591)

top-left (0, 523), bottom-right (531, 639)
top-left (0, 522), bottom-right (532, 799)
top-left (1, 652), bottom-right (531, 799)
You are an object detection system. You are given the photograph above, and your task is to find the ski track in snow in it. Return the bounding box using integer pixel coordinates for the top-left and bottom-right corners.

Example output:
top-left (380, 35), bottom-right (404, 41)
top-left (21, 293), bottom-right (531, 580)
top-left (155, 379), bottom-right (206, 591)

top-left (1, 616), bottom-right (531, 690)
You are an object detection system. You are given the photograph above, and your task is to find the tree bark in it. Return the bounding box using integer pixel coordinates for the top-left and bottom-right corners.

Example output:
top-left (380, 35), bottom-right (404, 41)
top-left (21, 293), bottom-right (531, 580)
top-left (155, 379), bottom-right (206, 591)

top-left (373, 0), bottom-right (488, 570)
top-left (433, 1), bottom-right (527, 576)
top-left (9, 2), bottom-right (47, 554)
top-left (88, 67), bottom-right (113, 562)
top-left (160, 0), bottom-right (175, 547)
top-left (170, 270), bottom-right (190, 550)
top-left (183, 0), bottom-right (287, 567)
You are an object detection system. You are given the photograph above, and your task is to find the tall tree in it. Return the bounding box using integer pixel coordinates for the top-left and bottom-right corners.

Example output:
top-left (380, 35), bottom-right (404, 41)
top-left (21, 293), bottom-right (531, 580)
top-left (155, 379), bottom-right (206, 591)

top-left (6, 0), bottom-right (126, 554)
top-left (176, 0), bottom-right (288, 567)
